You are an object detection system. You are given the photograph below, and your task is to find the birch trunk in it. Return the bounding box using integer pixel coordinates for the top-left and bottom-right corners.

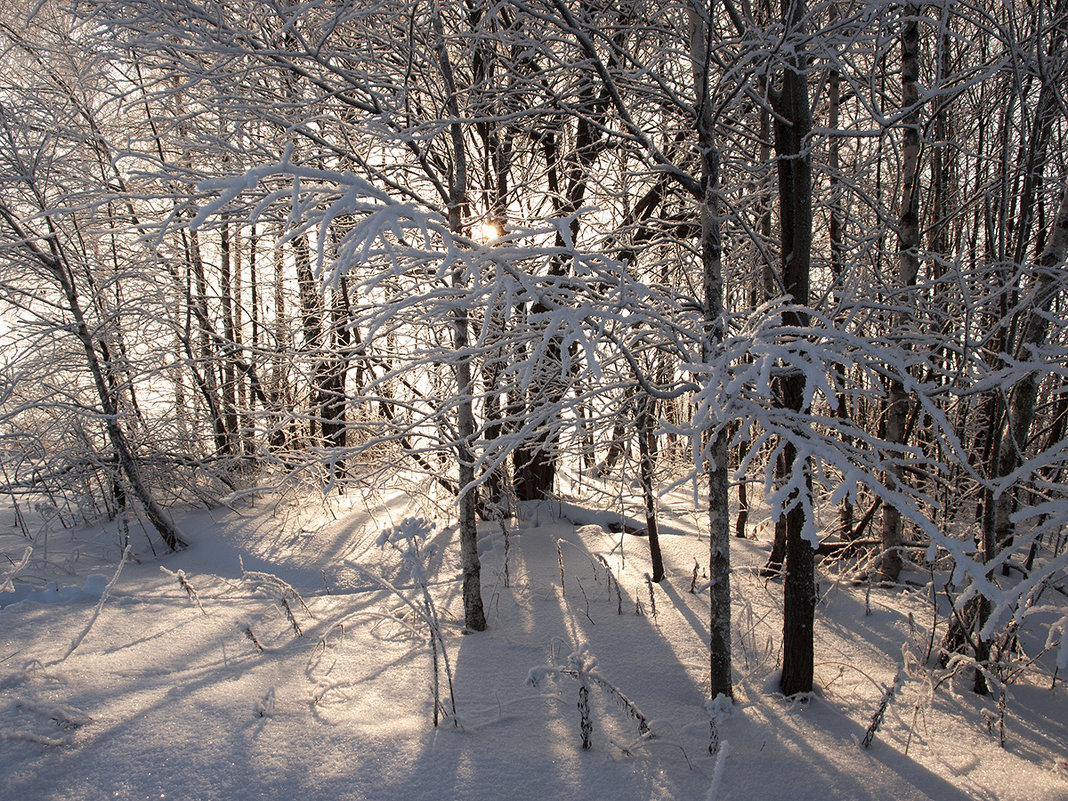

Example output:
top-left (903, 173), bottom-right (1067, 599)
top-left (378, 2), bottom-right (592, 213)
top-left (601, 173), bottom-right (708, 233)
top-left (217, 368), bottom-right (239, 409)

top-left (690, 0), bottom-right (732, 701)
top-left (432, 0), bottom-right (486, 631)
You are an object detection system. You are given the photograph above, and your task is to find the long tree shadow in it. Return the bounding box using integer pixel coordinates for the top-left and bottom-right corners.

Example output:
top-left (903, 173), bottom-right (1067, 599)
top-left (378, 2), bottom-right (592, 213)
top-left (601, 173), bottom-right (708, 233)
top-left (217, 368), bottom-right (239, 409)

top-left (720, 691), bottom-right (993, 801)
top-left (5, 493), bottom-right (1056, 801)
top-left (364, 510), bottom-right (716, 801)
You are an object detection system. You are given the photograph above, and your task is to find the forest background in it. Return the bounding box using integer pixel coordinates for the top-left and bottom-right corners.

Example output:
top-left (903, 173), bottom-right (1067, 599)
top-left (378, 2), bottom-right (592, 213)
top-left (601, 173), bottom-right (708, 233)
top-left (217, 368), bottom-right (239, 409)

top-left (1, 0), bottom-right (1067, 787)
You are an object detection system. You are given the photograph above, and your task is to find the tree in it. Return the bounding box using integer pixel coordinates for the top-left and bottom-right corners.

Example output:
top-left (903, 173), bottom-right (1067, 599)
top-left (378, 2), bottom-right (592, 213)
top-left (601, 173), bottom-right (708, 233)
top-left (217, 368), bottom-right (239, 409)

top-left (689, 0), bottom-right (733, 702)
top-left (3, 0), bottom-right (1062, 708)
top-left (881, 2), bottom-right (923, 583)
top-left (769, 0), bottom-right (815, 697)
top-left (0, 22), bottom-right (189, 550)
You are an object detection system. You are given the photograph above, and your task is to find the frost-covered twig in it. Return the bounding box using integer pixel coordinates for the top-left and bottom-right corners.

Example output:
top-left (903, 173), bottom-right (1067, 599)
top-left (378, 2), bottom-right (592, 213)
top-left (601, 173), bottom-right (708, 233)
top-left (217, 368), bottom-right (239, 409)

top-left (705, 740), bottom-right (729, 801)
top-left (595, 554), bottom-right (623, 613)
top-left (501, 516), bottom-right (511, 588)
top-left (578, 679), bottom-right (592, 749)
top-left (55, 545), bottom-right (130, 663)
top-left (557, 539), bottom-right (566, 599)
top-left (242, 624), bottom-right (264, 652)
top-left (861, 669), bottom-right (902, 748)
top-left (0, 546), bottom-right (32, 593)
top-left (161, 566), bottom-right (206, 615)
top-left (239, 557), bottom-right (313, 637)
top-left (645, 572), bottom-right (658, 623)
top-left (576, 578), bottom-right (595, 625)
top-left (528, 648), bottom-right (650, 751)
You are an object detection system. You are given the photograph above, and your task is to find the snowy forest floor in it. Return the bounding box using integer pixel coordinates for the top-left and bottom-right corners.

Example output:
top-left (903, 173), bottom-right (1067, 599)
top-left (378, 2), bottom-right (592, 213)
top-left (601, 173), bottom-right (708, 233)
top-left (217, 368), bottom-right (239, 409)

top-left (1, 475), bottom-right (1066, 801)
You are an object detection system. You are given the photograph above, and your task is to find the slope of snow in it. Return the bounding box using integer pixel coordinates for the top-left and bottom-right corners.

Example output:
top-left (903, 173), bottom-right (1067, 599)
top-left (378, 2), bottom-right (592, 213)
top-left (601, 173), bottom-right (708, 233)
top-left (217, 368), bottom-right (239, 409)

top-left (0, 486), bottom-right (1065, 801)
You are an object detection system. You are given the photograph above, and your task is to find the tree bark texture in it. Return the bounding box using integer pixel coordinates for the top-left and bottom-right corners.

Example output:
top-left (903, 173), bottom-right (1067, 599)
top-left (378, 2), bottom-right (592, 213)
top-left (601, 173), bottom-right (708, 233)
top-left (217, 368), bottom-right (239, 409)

top-left (773, 0), bottom-right (815, 697)
top-left (690, 0), bottom-right (733, 701)
top-left (433, 0), bottom-right (486, 631)
top-left (882, 3), bottom-right (922, 582)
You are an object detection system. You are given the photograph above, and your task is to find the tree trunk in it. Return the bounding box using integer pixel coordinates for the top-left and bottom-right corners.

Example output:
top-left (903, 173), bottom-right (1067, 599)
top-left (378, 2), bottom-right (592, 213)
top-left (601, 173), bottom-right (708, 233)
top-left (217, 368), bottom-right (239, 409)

top-left (220, 219), bottom-right (240, 456)
top-left (432, 0), bottom-right (486, 631)
top-left (319, 279), bottom-right (352, 457)
top-left (187, 227), bottom-right (230, 455)
top-left (690, 0), bottom-right (732, 701)
top-left (773, 0), bottom-right (815, 697)
top-left (881, 2), bottom-right (922, 582)
top-left (734, 440), bottom-right (749, 538)
top-left (827, 9), bottom-right (854, 541)
top-left (637, 393), bottom-right (665, 582)
top-left (762, 452), bottom-right (788, 577)
top-left (293, 232), bottom-right (323, 446)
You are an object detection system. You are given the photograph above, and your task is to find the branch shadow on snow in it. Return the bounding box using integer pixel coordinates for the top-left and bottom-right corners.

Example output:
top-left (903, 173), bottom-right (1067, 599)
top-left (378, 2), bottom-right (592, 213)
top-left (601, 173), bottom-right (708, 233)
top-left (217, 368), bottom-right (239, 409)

top-left (366, 505), bottom-right (716, 801)
top-left (2, 493), bottom-right (1064, 801)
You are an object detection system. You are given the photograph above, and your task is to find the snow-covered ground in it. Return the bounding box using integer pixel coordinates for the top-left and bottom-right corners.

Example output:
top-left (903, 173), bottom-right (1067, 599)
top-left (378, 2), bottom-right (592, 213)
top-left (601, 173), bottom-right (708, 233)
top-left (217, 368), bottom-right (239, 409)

top-left (1, 482), bottom-right (1066, 801)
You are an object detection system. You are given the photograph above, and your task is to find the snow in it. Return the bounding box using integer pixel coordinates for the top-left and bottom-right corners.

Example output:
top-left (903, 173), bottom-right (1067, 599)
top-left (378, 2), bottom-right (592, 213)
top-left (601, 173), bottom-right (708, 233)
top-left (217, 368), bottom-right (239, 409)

top-left (0, 487), bottom-right (1066, 801)
top-left (0, 575), bottom-right (108, 612)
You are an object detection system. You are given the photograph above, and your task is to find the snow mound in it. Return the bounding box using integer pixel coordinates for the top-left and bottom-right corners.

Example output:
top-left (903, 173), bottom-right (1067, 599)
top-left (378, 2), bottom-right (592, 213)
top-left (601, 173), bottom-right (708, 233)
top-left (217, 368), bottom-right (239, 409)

top-left (0, 575), bottom-right (109, 612)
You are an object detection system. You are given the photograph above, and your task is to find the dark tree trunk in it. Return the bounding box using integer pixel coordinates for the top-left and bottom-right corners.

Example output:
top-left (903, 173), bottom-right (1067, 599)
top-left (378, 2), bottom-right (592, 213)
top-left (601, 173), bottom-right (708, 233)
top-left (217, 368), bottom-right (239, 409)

top-left (220, 220), bottom-right (240, 456)
top-left (761, 455), bottom-right (788, 577)
top-left (187, 227), bottom-right (230, 455)
top-left (637, 393), bottom-right (665, 582)
top-left (690, 2), bottom-right (733, 700)
top-left (773, 0), bottom-right (815, 697)
top-left (882, 3), bottom-right (923, 583)
top-left (319, 278), bottom-right (352, 457)
top-left (827, 10), bottom-right (854, 541)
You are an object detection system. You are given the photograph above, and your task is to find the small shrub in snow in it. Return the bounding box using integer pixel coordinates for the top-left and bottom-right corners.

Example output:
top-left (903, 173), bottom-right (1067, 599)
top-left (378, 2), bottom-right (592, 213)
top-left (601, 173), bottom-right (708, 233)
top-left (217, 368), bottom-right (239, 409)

top-left (347, 516), bottom-right (458, 727)
top-left (981, 689), bottom-right (1008, 748)
top-left (161, 567), bottom-right (206, 615)
top-left (595, 554), bottom-right (623, 614)
top-left (239, 557), bottom-right (312, 638)
top-left (528, 648), bottom-right (650, 752)
top-left (861, 669), bottom-right (902, 748)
